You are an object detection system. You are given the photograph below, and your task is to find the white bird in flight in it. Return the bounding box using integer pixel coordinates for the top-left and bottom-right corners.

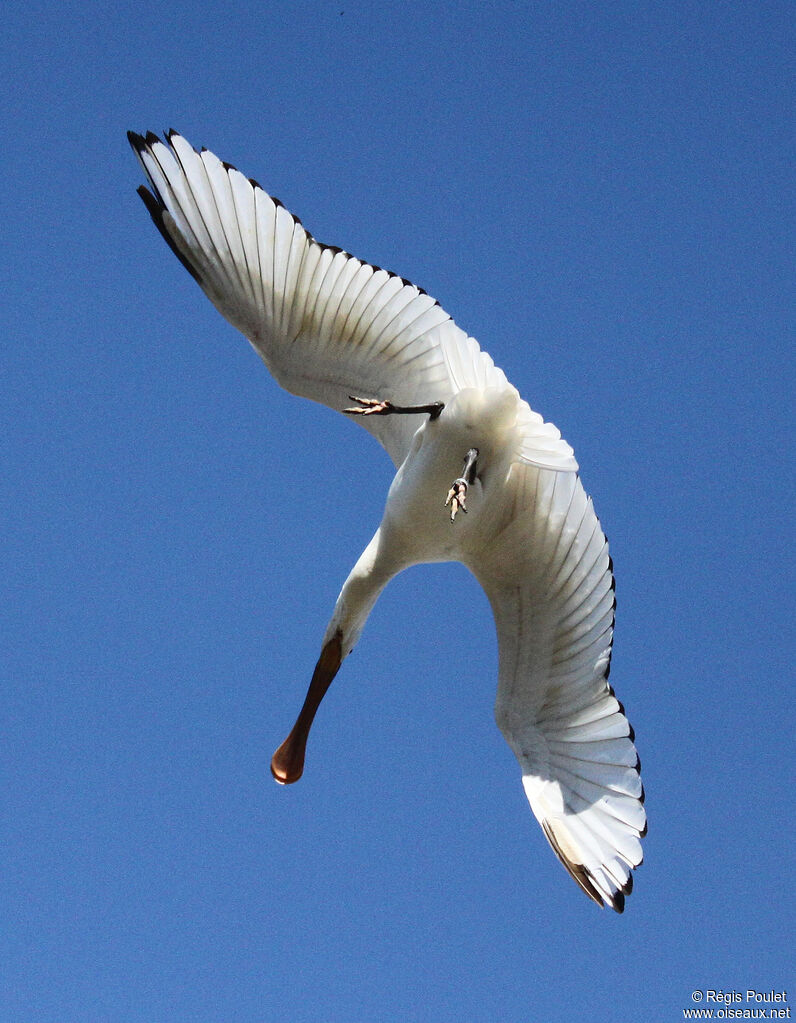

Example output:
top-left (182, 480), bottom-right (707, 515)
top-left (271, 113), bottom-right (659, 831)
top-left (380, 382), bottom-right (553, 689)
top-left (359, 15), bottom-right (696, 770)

top-left (129, 130), bottom-right (646, 912)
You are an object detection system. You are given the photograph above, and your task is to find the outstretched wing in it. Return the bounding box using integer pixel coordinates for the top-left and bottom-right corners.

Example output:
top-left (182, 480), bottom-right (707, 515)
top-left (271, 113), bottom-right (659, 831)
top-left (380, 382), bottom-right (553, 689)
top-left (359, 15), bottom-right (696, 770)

top-left (469, 464), bottom-right (645, 912)
top-left (129, 131), bottom-right (576, 471)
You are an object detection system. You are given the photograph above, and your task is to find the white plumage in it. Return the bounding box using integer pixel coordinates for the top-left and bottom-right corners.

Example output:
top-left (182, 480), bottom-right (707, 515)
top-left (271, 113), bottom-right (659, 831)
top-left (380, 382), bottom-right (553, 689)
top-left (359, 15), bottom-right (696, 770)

top-left (130, 130), bottom-right (645, 912)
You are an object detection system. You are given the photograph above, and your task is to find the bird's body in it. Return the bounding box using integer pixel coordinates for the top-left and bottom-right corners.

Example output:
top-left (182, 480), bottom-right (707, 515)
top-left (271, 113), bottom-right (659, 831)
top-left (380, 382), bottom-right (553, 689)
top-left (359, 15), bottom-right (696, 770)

top-left (324, 386), bottom-right (521, 652)
top-left (129, 130), bottom-right (646, 912)
top-left (384, 388), bottom-right (519, 561)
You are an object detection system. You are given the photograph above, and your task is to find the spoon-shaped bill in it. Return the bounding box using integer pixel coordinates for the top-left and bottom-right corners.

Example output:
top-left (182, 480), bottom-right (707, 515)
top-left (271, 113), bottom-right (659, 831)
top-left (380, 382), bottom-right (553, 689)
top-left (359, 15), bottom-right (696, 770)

top-left (270, 632), bottom-right (343, 784)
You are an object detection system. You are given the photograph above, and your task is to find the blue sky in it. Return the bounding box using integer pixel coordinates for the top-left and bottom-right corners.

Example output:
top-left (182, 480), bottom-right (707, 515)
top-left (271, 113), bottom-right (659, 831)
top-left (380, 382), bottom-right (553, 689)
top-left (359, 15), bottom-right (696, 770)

top-left (3, 2), bottom-right (793, 1020)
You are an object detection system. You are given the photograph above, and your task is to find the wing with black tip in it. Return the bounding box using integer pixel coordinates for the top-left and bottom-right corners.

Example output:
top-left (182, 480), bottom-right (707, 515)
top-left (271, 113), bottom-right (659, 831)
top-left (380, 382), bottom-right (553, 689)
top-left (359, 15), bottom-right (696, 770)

top-left (128, 131), bottom-right (577, 472)
top-left (470, 463), bottom-right (645, 912)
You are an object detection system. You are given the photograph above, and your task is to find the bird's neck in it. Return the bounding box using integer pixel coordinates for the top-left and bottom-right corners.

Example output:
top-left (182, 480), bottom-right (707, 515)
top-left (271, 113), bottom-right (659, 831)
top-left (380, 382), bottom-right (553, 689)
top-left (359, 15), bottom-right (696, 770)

top-left (324, 527), bottom-right (405, 657)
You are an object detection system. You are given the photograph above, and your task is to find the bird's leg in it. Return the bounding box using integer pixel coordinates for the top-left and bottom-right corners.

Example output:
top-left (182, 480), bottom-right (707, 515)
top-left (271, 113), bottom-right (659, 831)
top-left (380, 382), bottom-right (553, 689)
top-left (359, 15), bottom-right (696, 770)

top-left (445, 447), bottom-right (479, 522)
top-left (344, 395), bottom-right (444, 420)
top-left (270, 630), bottom-right (343, 785)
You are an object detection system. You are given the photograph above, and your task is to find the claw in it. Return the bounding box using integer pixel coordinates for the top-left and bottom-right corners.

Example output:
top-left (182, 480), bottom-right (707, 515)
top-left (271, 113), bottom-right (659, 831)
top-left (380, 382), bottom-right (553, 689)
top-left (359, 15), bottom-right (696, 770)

top-left (445, 478), bottom-right (468, 521)
top-left (343, 395), bottom-right (395, 416)
top-left (445, 449), bottom-right (479, 523)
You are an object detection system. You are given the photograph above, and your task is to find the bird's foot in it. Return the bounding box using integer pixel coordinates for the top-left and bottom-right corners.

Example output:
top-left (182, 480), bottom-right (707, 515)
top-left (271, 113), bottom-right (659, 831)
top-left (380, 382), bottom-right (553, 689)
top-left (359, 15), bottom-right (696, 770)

top-left (445, 478), bottom-right (469, 521)
top-left (445, 448), bottom-right (479, 522)
top-left (344, 395), bottom-right (396, 416)
top-left (344, 396), bottom-right (445, 419)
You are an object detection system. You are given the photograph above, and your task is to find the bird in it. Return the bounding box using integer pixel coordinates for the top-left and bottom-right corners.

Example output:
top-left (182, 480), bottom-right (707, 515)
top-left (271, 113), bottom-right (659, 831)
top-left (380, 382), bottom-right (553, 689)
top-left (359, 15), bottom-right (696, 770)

top-left (128, 130), bottom-right (646, 912)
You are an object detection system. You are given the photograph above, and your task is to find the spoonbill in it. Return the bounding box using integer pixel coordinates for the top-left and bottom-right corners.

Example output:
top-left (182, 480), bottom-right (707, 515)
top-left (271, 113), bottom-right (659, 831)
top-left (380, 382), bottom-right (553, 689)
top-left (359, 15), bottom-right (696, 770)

top-left (129, 130), bottom-right (645, 912)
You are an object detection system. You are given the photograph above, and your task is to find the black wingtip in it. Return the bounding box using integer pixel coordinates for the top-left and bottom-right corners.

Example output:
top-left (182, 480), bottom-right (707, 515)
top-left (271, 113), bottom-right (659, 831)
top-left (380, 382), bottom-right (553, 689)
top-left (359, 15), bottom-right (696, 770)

top-left (135, 184), bottom-right (204, 287)
top-left (541, 820), bottom-right (605, 909)
top-left (128, 129), bottom-right (440, 308)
